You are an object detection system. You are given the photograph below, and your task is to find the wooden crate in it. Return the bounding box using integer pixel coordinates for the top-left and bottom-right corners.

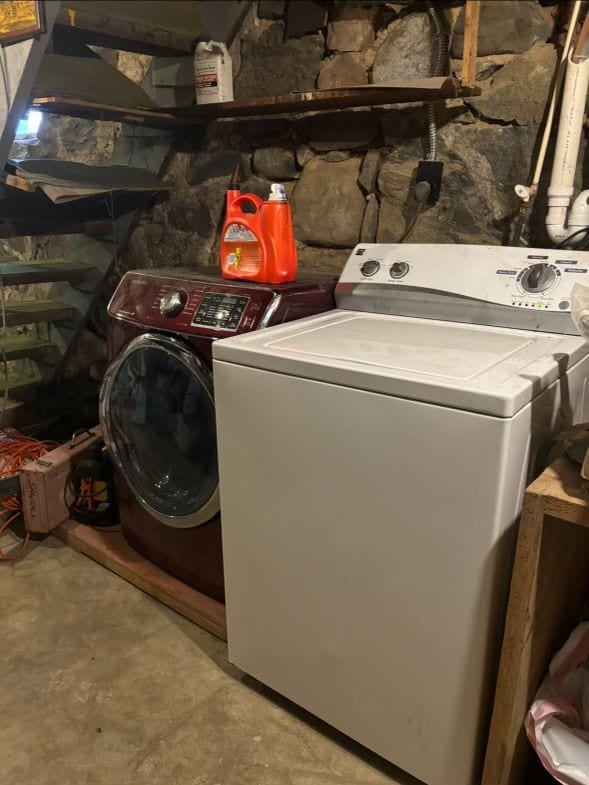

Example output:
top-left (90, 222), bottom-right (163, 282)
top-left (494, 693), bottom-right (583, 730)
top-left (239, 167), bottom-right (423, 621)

top-left (483, 458), bottom-right (589, 785)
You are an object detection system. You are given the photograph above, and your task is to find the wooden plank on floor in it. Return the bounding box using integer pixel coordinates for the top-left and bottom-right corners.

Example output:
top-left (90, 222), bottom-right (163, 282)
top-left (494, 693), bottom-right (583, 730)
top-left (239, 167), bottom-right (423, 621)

top-left (54, 520), bottom-right (227, 641)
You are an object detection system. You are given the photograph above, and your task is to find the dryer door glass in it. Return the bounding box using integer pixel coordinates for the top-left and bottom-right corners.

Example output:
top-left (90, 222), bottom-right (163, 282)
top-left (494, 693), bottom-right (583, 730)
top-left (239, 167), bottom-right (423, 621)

top-left (106, 339), bottom-right (218, 525)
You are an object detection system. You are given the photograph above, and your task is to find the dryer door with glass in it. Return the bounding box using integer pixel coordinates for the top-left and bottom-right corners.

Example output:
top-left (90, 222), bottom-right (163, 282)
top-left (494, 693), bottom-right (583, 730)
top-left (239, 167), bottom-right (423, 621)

top-left (99, 332), bottom-right (219, 528)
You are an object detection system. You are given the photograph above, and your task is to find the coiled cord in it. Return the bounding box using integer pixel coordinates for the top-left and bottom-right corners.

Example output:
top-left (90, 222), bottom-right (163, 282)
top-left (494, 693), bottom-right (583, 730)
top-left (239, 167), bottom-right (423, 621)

top-left (0, 433), bottom-right (57, 560)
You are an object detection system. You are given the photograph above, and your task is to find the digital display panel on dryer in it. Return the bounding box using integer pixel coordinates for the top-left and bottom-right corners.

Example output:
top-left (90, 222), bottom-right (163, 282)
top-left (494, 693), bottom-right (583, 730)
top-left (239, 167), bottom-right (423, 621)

top-left (191, 293), bottom-right (250, 330)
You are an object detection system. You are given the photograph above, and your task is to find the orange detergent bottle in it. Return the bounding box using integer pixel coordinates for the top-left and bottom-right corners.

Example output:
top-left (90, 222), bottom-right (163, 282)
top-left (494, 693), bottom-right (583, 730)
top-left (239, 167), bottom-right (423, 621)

top-left (220, 183), bottom-right (298, 284)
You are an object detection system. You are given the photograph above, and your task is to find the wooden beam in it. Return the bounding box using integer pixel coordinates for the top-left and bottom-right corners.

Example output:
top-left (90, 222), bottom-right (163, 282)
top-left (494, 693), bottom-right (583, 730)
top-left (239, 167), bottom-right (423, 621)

top-left (461, 0), bottom-right (481, 89)
top-left (55, 521), bottom-right (227, 641)
top-left (0, 1), bottom-right (60, 170)
top-left (54, 6), bottom-right (194, 56)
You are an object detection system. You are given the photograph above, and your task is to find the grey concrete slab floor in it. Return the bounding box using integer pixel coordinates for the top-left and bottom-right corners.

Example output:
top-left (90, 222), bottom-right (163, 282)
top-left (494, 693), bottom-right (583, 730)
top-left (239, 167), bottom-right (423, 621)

top-left (0, 536), bottom-right (414, 785)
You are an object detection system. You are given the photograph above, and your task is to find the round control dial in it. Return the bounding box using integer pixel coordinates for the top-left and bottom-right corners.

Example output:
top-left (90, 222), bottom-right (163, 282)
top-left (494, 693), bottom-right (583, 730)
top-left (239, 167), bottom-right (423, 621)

top-left (520, 263), bottom-right (557, 294)
top-left (159, 290), bottom-right (187, 318)
top-left (390, 261), bottom-right (409, 279)
top-left (360, 260), bottom-right (380, 277)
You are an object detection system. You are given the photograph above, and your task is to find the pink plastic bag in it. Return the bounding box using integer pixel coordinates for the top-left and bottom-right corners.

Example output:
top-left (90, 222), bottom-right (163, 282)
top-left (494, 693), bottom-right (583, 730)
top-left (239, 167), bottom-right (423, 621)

top-left (526, 622), bottom-right (589, 785)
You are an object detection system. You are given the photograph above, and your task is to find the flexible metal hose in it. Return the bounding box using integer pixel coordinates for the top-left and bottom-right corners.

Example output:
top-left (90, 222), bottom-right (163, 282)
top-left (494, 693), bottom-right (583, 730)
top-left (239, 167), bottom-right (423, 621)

top-left (425, 1), bottom-right (448, 161)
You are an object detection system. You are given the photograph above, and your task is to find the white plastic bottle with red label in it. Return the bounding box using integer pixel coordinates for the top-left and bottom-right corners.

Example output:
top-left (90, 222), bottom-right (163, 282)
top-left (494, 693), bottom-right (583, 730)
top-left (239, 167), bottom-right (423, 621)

top-left (194, 41), bottom-right (234, 105)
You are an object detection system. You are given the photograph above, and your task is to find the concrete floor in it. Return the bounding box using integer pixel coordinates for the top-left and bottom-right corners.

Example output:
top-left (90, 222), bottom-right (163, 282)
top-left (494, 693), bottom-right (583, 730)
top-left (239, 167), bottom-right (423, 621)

top-left (0, 536), bottom-right (413, 785)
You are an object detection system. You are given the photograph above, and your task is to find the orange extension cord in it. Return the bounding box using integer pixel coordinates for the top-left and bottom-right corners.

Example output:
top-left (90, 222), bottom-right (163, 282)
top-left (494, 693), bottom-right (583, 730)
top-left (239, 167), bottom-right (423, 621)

top-left (0, 432), bottom-right (57, 561)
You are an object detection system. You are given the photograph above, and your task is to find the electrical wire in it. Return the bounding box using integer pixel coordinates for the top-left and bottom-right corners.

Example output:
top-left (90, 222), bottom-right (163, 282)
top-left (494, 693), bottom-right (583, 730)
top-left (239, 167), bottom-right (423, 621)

top-left (424, 1), bottom-right (448, 162)
top-left (0, 432), bottom-right (57, 560)
top-left (555, 227), bottom-right (589, 248)
top-left (397, 181), bottom-right (432, 243)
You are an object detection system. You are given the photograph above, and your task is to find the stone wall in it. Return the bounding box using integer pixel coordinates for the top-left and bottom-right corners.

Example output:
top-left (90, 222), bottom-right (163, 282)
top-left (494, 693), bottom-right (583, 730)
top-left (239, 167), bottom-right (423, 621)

top-left (123, 0), bottom-right (568, 277)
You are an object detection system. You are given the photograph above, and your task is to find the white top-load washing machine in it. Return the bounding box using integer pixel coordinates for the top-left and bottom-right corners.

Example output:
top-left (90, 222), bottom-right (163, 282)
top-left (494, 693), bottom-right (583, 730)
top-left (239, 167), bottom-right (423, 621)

top-left (212, 244), bottom-right (589, 785)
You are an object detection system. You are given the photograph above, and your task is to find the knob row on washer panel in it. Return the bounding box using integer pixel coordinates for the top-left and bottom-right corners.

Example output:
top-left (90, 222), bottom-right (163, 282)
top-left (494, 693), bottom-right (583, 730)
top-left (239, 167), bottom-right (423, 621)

top-left (360, 260), bottom-right (409, 280)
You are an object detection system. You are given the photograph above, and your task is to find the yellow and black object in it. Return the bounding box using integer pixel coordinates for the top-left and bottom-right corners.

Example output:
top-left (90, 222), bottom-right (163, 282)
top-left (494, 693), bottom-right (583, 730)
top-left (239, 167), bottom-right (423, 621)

top-left (67, 437), bottom-right (117, 527)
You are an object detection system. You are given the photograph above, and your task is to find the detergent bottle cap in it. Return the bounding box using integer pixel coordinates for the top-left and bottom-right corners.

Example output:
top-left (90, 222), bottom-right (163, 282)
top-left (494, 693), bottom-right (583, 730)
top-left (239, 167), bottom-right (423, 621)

top-left (268, 183), bottom-right (287, 202)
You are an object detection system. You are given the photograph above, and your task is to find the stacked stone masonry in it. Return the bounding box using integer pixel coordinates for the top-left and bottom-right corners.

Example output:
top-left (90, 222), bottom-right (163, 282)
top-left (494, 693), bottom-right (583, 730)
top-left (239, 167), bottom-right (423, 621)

top-left (124, 0), bottom-right (566, 275)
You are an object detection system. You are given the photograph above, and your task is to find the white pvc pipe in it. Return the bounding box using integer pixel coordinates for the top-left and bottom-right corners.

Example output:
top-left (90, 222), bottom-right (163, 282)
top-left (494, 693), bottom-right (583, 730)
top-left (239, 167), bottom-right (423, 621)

top-left (546, 50), bottom-right (589, 245)
top-left (532, 0), bottom-right (582, 190)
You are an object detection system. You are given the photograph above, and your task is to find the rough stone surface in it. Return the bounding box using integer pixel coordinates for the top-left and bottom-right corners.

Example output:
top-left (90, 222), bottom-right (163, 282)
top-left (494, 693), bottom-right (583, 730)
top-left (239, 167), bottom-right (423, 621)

top-left (285, 0), bottom-right (327, 38)
top-left (168, 186), bottom-right (217, 234)
top-left (323, 151), bottom-right (352, 162)
top-left (0, 541), bottom-right (402, 785)
top-left (360, 194), bottom-right (379, 243)
top-left (63, 330), bottom-right (107, 379)
top-left (452, 0), bottom-right (552, 57)
top-left (253, 146), bottom-right (298, 179)
top-left (318, 53), bottom-right (368, 89)
top-left (377, 124), bottom-right (538, 244)
top-left (293, 157), bottom-right (366, 247)
top-left (258, 0), bottom-right (285, 19)
top-left (372, 14), bottom-right (433, 83)
top-left (235, 22), bottom-right (324, 99)
top-left (303, 111), bottom-right (380, 152)
top-left (359, 149), bottom-right (382, 194)
top-left (296, 144), bottom-right (315, 167)
top-left (298, 245), bottom-right (352, 271)
top-left (239, 175), bottom-right (274, 201)
top-left (187, 151), bottom-right (249, 187)
top-left (467, 44), bottom-right (557, 126)
top-left (230, 118), bottom-right (291, 148)
top-left (327, 4), bottom-right (378, 52)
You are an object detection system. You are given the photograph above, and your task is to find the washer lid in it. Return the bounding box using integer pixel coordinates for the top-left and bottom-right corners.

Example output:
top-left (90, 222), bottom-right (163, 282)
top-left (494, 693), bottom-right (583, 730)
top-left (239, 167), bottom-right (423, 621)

top-left (212, 310), bottom-right (588, 417)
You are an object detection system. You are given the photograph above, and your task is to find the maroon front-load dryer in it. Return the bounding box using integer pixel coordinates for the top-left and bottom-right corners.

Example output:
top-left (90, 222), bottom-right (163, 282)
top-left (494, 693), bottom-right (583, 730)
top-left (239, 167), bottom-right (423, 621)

top-left (99, 267), bottom-right (336, 602)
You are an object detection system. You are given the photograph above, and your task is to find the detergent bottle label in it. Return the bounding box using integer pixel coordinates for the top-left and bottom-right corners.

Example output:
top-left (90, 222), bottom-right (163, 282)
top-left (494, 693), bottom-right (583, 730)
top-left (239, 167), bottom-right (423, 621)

top-left (223, 224), bottom-right (257, 242)
top-left (223, 223), bottom-right (262, 274)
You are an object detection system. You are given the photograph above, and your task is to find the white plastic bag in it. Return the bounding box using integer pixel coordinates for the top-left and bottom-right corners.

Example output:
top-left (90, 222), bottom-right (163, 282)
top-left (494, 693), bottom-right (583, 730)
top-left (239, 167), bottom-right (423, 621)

top-left (526, 622), bottom-right (589, 785)
top-left (571, 283), bottom-right (589, 339)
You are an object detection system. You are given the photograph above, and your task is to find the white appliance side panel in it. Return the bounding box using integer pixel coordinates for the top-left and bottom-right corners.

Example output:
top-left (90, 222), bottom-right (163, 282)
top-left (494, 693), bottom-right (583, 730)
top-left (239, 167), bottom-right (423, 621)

top-left (214, 363), bottom-right (531, 785)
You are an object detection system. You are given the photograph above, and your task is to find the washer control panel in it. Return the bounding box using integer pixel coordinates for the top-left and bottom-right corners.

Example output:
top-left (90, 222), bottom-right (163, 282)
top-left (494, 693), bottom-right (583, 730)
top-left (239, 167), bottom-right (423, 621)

top-left (336, 244), bottom-right (589, 333)
top-left (339, 244), bottom-right (589, 313)
top-left (191, 293), bottom-right (250, 331)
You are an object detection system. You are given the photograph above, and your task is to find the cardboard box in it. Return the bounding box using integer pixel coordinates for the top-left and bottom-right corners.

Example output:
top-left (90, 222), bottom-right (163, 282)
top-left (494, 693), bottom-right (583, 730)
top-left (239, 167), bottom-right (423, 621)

top-left (20, 427), bottom-right (102, 534)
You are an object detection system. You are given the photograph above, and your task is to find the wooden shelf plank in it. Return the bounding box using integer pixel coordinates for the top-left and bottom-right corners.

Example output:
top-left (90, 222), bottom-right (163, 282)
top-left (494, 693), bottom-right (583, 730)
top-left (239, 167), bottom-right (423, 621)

top-left (30, 78), bottom-right (479, 127)
top-left (32, 96), bottom-right (188, 128)
top-left (0, 219), bottom-right (113, 239)
top-left (0, 182), bottom-right (161, 238)
top-left (0, 260), bottom-right (95, 285)
top-left (55, 2), bottom-right (198, 56)
top-left (4, 300), bottom-right (77, 326)
top-left (1, 335), bottom-right (58, 361)
top-left (1, 369), bottom-right (43, 397)
top-left (165, 78), bottom-right (479, 119)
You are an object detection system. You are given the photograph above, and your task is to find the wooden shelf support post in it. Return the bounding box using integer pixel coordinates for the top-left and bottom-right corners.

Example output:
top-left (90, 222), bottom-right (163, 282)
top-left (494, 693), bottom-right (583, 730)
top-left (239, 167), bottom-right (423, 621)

top-left (462, 0), bottom-right (481, 89)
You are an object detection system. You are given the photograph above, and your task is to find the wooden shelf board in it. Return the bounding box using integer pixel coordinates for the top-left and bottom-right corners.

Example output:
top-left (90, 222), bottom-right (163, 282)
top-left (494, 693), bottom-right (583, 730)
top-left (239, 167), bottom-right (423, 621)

top-left (1, 335), bottom-right (57, 361)
top-left (165, 79), bottom-right (480, 119)
top-left (0, 182), bottom-right (160, 239)
top-left (2, 369), bottom-right (43, 398)
top-left (55, 520), bottom-right (227, 641)
top-left (31, 79), bottom-right (479, 126)
top-left (0, 219), bottom-right (113, 239)
top-left (4, 300), bottom-right (77, 326)
top-left (32, 96), bottom-right (190, 128)
top-left (0, 260), bottom-right (95, 285)
top-left (55, 3), bottom-right (198, 57)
